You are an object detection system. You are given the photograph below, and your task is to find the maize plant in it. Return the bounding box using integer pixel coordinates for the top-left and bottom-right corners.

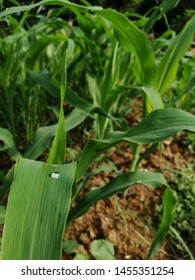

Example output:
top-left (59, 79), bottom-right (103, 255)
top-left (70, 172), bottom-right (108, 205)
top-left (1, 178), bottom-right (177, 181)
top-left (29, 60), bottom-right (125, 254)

top-left (0, 0), bottom-right (195, 260)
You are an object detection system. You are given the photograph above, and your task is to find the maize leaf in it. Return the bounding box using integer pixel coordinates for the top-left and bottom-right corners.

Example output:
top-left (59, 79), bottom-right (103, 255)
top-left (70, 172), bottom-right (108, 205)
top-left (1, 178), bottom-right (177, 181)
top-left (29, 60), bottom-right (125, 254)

top-left (47, 44), bottom-right (67, 165)
top-left (76, 108), bottom-right (195, 180)
top-left (159, 0), bottom-right (180, 12)
top-left (0, 206), bottom-right (6, 224)
top-left (30, 71), bottom-right (108, 117)
top-left (0, 128), bottom-right (21, 160)
top-left (24, 108), bottom-right (88, 160)
top-left (0, 109), bottom-right (87, 201)
top-left (105, 108), bottom-right (195, 143)
top-left (1, 158), bottom-right (76, 260)
top-left (170, 226), bottom-right (194, 260)
top-left (157, 15), bottom-right (195, 94)
top-left (26, 34), bottom-right (67, 71)
top-left (46, 105), bottom-right (66, 164)
top-left (140, 86), bottom-right (164, 110)
top-left (68, 170), bottom-right (166, 226)
top-left (0, 0), bottom-right (102, 18)
top-left (0, 2), bottom-right (157, 87)
top-left (96, 9), bottom-right (157, 87)
top-left (148, 185), bottom-right (177, 259)
top-left (0, 1), bottom-right (157, 88)
top-left (143, 0), bottom-right (181, 33)
top-left (138, 86), bottom-right (164, 113)
top-left (0, 167), bottom-right (15, 203)
top-left (176, 76), bottom-right (195, 102)
top-left (29, 70), bottom-right (59, 97)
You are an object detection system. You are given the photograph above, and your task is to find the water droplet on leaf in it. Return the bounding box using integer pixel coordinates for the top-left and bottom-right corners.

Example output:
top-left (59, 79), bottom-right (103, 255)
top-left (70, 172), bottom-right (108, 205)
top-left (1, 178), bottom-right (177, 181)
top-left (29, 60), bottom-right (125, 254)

top-left (50, 172), bottom-right (60, 179)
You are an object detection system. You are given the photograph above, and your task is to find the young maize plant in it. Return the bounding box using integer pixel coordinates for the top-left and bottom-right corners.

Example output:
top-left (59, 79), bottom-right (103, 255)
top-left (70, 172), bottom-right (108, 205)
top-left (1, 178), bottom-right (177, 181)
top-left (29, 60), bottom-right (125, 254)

top-left (0, 0), bottom-right (195, 260)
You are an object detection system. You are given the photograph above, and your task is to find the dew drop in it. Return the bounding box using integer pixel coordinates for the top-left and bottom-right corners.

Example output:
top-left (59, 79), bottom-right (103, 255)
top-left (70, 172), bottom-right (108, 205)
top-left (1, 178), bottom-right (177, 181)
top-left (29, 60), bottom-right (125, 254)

top-left (50, 172), bottom-right (60, 179)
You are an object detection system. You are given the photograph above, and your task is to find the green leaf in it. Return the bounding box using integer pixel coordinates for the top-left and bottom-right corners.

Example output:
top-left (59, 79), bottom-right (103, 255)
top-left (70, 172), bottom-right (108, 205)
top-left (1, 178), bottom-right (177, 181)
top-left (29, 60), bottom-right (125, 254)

top-left (0, 206), bottom-right (6, 224)
top-left (24, 108), bottom-right (88, 160)
top-left (74, 164), bottom-right (118, 201)
top-left (47, 46), bottom-right (67, 164)
top-left (86, 74), bottom-right (101, 108)
top-left (74, 253), bottom-right (89, 260)
top-left (96, 9), bottom-right (157, 87)
top-left (29, 70), bottom-right (59, 97)
top-left (160, 0), bottom-right (181, 12)
top-left (0, 167), bottom-right (15, 203)
top-left (157, 16), bottom-right (195, 94)
top-left (138, 86), bottom-right (164, 113)
top-left (170, 226), bottom-right (194, 260)
top-left (30, 71), bottom-right (108, 118)
top-left (76, 139), bottom-right (113, 180)
top-left (46, 107), bottom-right (66, 164)
top-left (27, 34), bottom-right (67, 71)
top-left (91, 239), bottom-right (115, 260)
top-left (66, 88), bottom-right (108, 117)
top-left (1, 158), bottom-right (76, 260)
top-left (143, 0), bottom-right (181, 33)
top-left (0, 0), bottom-right (102, 18)
top-left (68, 171), bottom-right (166, 225)
top-left (141, 86), bottom-right (164, 110)
top-left (105, 108), bottom-right (195, 144)
top-left (148, 185), bottom-right (177, 259)
top-left (0, 128), bottom-right (21, 160)
top-left (177, 76), bottom-right (195, 101)
top-left (76, 109), bottom-right (195, 179)
top-left (63, 240), bottom-right (79, 254)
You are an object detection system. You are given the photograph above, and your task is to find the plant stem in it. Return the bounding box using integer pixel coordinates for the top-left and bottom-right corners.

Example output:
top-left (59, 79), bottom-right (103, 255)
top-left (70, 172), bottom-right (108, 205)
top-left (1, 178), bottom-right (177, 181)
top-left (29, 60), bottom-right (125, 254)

top-left (124, 144), bottom-right (142, 196)
top-left (130, 144), bottom-right (142, 171)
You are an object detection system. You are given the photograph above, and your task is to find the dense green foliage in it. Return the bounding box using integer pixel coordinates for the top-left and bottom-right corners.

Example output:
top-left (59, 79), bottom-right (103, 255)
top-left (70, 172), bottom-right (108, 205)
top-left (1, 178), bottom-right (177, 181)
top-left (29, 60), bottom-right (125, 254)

top-left (0, 0), bottom-right (194, 259)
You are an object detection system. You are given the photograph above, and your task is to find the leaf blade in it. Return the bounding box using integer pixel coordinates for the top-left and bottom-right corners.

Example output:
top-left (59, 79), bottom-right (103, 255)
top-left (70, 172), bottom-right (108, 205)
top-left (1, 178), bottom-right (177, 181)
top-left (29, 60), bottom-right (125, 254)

top-left (0, 128), bottom-right (21, 160)
top-left (96, 9), bottom-right (157, 87)
top-left (157, 16), bottom-right (195, 94)
top-left (76, 109), bottom-right (195, 179)
top-left (0, 206), bottom-right (6, 225)
top-left (148, 185), bottom-right (177, 259)
top-left (1, 158), bottom-right (76, 260)
top-left (68, 171), bottom-right (166, 225)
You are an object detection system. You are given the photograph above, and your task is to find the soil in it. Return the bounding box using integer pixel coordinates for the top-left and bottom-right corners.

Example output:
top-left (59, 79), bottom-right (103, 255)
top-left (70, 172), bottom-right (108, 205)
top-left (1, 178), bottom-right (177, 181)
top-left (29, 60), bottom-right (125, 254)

top-left (63, 94), bottom-right (194, 260)
top-left (64, 136), bottom-right (193, 260)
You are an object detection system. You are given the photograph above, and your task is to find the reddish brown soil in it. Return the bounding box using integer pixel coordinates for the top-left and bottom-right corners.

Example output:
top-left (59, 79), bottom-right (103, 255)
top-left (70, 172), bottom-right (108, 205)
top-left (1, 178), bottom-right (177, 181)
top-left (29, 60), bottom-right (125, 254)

top-left (64, 137), bottom-right (193, 260)
top-left (63, 95), bottom-right (194, 260)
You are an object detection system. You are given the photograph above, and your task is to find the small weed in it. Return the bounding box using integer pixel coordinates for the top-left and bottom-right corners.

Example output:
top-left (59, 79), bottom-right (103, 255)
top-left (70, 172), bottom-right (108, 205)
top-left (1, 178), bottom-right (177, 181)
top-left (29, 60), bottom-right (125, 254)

top-left (182, 132), bottom-right (195, 155)
top-left (63, 239), bottom-right (115, 260)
